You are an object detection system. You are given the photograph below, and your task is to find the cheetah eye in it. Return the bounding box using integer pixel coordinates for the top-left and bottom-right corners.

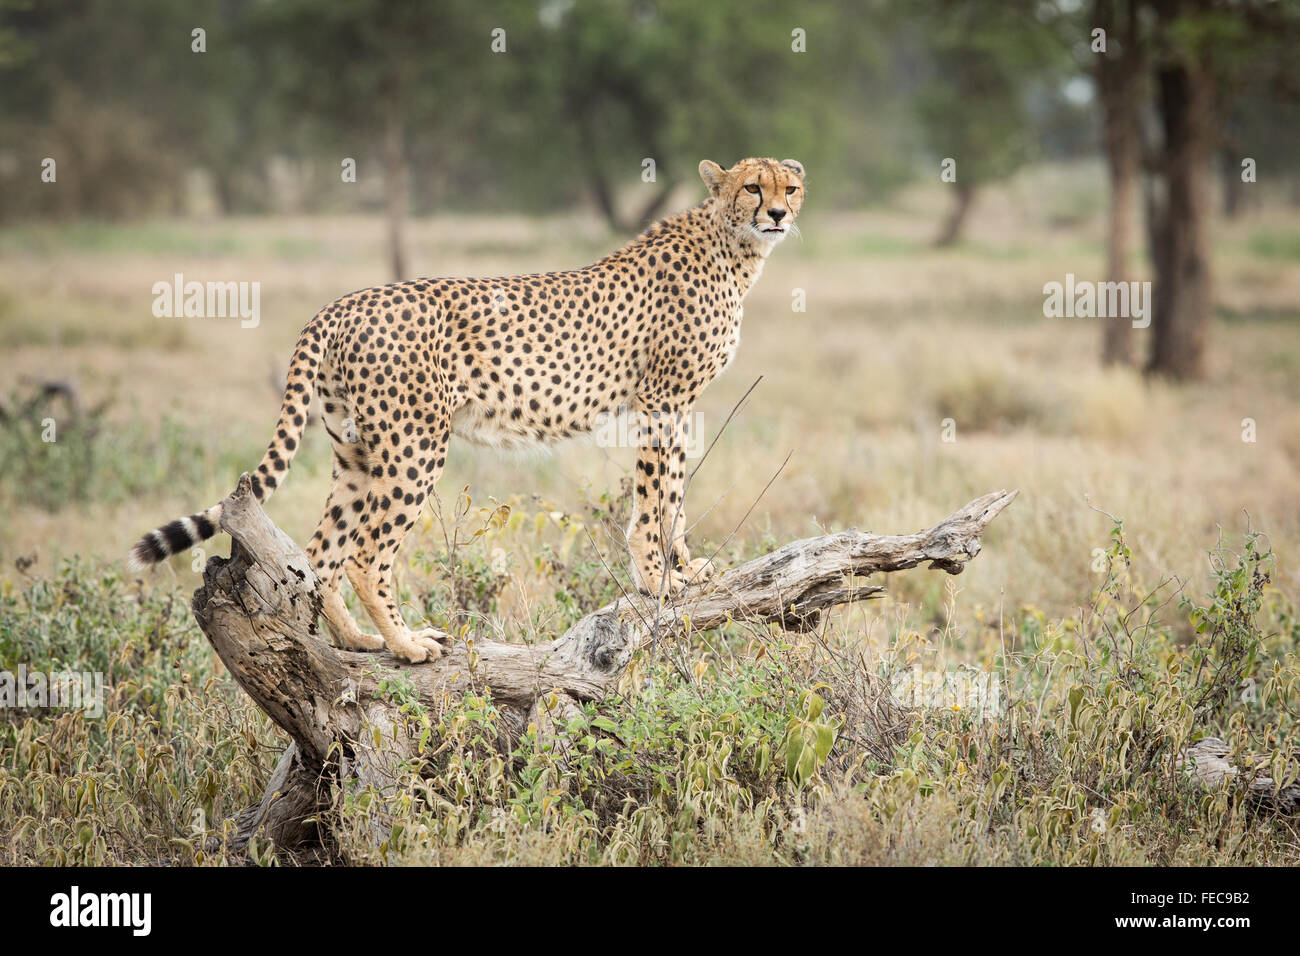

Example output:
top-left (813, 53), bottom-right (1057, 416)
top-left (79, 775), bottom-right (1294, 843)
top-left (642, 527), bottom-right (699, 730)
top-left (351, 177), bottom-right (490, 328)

top-left (744, 184), bottom-right (760, 195)
top-left (786, 185), bottom-right (798, 195)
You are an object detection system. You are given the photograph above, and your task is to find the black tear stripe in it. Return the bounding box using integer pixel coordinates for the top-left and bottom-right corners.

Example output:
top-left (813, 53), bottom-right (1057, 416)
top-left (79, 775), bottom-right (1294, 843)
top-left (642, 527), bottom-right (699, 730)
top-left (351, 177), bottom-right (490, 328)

top-left (194, 513), bottom-right (216, 539)
top-left (161, 519), bottom-right (192, 556)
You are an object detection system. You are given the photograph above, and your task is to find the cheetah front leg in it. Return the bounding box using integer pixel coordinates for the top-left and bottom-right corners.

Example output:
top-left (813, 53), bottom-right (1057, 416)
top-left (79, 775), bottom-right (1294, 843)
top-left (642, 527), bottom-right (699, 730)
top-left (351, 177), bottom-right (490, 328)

top-left (627, 408), bottom-right (714, 597)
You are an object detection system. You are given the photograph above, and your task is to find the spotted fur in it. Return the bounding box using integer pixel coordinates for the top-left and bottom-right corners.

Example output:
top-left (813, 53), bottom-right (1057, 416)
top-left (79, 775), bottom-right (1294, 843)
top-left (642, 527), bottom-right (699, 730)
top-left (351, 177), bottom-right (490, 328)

top-left (128, 157), bottom-right (806, 663)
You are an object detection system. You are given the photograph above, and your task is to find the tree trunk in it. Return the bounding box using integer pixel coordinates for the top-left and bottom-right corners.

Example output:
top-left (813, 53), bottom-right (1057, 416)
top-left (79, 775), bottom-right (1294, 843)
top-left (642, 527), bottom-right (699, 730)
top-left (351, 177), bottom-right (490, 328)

top-left (575, 105), bottom-right (629, 234)
top-left (1146, 3), bottom-right (1215, 381)
top-left (1220, 143), bottom-right (1243, 219)
top-left (1097, 0), bottom-right (1143, 367)
top-left (383, 105), bottom-right (409, 281)
top-left (933, 182), bottom-right (975, 248)
top-left (634, 178), bottom-right (679, 230)
top-left (195, 474), bottom-right (1018, 856)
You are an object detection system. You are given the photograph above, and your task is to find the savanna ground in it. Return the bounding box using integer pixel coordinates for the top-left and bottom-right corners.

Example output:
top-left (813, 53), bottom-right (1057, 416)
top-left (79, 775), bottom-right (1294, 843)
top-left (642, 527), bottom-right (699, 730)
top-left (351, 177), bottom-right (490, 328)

top-left (1, 162), bottom-right (1299, 865)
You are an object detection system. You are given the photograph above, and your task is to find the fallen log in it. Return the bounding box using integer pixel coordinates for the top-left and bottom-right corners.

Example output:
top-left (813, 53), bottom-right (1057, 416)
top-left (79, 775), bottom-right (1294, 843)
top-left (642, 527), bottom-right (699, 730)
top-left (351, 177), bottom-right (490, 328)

top-left (192, 474), bottom-right (1019, 855)
top-left (1179, 737), bottom-right (1300, 816)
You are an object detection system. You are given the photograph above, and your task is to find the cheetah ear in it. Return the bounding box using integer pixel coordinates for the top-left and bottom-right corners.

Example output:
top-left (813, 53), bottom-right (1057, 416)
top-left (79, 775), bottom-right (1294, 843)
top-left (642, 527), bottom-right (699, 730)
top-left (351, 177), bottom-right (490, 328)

top-left (780, 159), bottom-right (805, 180)
top-left (699, 160), bottom-right (726, 197)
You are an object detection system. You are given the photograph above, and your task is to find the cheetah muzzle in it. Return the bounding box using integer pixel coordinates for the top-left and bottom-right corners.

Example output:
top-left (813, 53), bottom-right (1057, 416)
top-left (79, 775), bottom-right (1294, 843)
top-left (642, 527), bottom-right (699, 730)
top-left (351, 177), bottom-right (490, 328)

top-left (128, 157), bottom-right (807, 664)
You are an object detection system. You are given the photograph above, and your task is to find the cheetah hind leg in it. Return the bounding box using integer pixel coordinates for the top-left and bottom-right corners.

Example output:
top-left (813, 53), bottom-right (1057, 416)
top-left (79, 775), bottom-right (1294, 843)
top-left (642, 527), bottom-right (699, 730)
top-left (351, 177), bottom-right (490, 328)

top-left (345, 425), bottom-right (454, 665)
top-left (320, 588), bottom-right (385, 652)
top-left (306, 463), bottom-right (388, 653)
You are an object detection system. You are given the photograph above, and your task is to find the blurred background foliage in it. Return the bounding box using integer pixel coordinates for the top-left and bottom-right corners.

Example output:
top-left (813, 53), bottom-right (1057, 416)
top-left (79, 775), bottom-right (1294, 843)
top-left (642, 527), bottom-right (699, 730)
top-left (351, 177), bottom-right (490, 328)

top-left (4, 0), bottom-right (1297, 379)
top-left (0, 0), bottom-right (891, 219)
top-left (2, 0), bottom-right (1293, 217)
top-left (0, 0), bottom-right (1125, 218)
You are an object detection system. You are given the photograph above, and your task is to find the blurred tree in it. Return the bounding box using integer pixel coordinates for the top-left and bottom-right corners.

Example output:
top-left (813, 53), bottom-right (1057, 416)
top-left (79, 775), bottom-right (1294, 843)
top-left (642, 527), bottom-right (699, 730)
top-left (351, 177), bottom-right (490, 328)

top-left (1209, 7), bottom-right (1300, 219)
top-left (905, 0), bottom-right (1064, 246)
top-left (252, 0), bottom-right (499, 279)
top-left (0, 1), bottom-right (908, 235)
top-left (502, 0), bottom-right (860, 233)
top-left (1141, 0), bottom-right (1300, 380)
top-left (0, 0), bottom-right (281, 218)
top-left (1217, 93), bottom-right (1300, 216)
top-left (1092, 0), bottom-right (1144, 367)
top-left (1143, 0), bottom-right (1216, 380)
top-left (1046, 0), bottom-right (1300, 376)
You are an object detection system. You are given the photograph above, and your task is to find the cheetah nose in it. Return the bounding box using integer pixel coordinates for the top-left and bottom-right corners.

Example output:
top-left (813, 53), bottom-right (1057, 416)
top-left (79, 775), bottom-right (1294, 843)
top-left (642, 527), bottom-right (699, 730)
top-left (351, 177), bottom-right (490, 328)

top-left (768, 208), bottom-right (786, 223)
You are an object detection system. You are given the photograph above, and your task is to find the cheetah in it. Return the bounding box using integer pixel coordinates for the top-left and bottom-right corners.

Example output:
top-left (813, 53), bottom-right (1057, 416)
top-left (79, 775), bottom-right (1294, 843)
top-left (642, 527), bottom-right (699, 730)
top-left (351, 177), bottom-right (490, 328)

top-left (128, 157), bottom-right (806, 663)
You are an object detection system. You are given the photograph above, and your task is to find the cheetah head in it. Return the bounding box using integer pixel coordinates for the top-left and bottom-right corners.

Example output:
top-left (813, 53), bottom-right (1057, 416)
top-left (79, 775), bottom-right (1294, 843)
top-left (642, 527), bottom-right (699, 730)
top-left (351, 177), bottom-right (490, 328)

top-left (698, 157), bottom-right (806, 246)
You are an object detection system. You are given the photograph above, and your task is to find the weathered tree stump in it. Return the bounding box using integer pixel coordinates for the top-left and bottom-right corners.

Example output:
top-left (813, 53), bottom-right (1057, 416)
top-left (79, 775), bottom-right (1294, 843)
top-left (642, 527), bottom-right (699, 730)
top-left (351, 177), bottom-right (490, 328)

top-left (193, 474), bottom-right (1019, 854)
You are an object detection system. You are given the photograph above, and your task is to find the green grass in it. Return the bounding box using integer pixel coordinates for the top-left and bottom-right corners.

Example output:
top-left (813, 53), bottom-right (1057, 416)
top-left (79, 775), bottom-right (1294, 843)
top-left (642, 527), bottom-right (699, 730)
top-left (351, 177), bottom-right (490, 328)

top-left (809, 233), bottom-right (922, 258)
top-left (0, 389), bottom-right (258, 512)
top-left (0, 294), bottom-right (191, 350)
top-left (1, 509), bottom-right (1296, 866)
top-left (0, 221), bottom-right (250, 258)
top-left (269, 236), bottom-right (327, 260)
top-left (0, 561), bottom-right (280, 865)
top-left (1248, 229), bottom-right (1300, 262)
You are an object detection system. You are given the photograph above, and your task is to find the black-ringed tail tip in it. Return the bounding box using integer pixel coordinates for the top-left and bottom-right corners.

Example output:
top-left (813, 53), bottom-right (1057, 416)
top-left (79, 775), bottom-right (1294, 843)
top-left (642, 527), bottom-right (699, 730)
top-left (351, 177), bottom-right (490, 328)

top-left (126, 506), bottom-right (223, 571)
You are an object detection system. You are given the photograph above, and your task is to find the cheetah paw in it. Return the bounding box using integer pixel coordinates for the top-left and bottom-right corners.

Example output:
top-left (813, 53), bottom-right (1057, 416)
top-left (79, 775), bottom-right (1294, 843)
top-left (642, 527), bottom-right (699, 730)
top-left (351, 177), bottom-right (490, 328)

top-left (388, 629), bottom-right (449, 664)
top-left (411, 628), bottom-right (450, 656)
top-left (669, 555), bottom-right (716, 592)
top-left (640, 558), bottom-right (716, 598)
top-left (683, 555), bottom-right (716, 582)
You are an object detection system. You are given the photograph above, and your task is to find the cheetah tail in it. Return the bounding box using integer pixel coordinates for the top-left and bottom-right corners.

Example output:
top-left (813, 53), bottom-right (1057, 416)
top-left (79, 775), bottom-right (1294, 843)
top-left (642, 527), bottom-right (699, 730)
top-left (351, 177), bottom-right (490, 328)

top-left (126, 504), bottom-right (224, 571)
top-left (126, 309), bottom-right (329, 572)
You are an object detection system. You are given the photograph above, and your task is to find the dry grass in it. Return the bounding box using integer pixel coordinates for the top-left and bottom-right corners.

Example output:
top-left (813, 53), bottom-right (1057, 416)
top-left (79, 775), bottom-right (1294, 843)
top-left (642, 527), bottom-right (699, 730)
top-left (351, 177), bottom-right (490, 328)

top-left (4, 165), bottom-right (1298, 620)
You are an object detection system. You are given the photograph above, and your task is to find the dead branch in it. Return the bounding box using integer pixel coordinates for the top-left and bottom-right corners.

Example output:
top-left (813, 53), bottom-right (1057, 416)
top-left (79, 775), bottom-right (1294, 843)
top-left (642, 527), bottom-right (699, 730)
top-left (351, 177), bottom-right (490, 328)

top-left (1179, 737), bottom-right (1300, 816)
top-left (193, 474), bottom-right (1018, 854)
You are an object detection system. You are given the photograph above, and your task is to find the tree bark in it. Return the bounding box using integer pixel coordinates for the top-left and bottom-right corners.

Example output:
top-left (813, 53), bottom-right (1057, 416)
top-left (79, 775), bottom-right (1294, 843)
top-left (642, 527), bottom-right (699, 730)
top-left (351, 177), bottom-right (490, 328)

top-left (194, 474), bottom-right (1018, 854)
top-left (1096, 0), bottom-right (1143, 367)
top-left (1145, 0), bottom-right (1215, 381)
top-left (1220, 143), bottom-right (1244, 219)
top-left (634, 177), bottom-right (679, 231)
top-left (383, 104), bottom-right (409, 281)
top-left (933, 182), bottom-right (975, 248)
